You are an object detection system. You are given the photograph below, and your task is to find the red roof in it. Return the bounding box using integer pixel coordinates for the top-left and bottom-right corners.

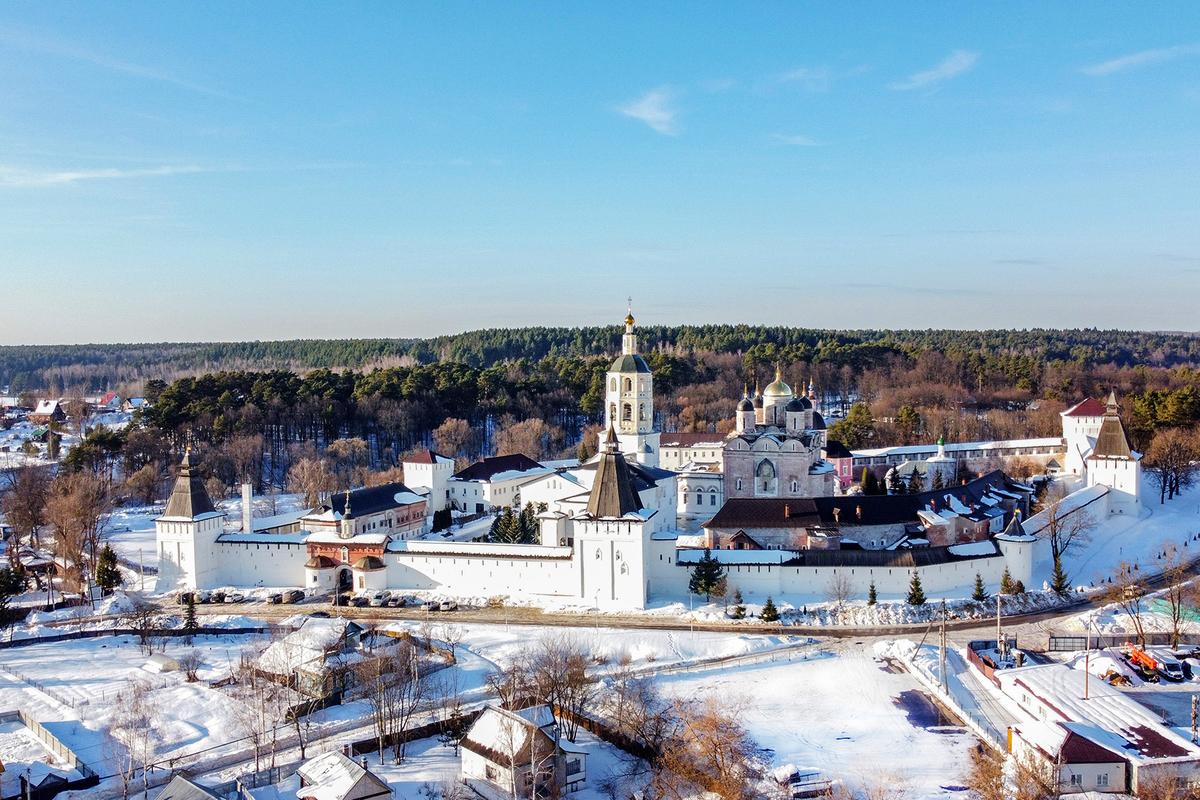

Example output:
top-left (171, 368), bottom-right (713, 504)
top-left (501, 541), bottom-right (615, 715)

top-left (659, 432), bottom-right (727, 446)
top-left (404, 449), bottom-right (450, 464)
top-left (1062, 398), bottom-right (1107, 417)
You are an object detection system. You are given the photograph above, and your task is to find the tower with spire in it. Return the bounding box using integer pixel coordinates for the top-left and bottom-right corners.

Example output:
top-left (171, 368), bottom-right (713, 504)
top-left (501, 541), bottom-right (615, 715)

top-left (155, 448), bottom-right (226, 591)
top-left (1085, 390), bottom-right (1143, 512)
top-left (600, 303), bottom-right (661, 467)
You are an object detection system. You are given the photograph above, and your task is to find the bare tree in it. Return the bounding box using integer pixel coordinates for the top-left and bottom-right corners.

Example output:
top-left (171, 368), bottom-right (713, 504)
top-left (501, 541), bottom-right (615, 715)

top-left (531, 635), bottom-right (595, 742)
top-left (122, 599), bottom-right (162, 655)
top-left (433, 418), bottom-right (475, 461)
top-left (1161, 545), bottom-right (1192, 648)
top-left (963, 742), bottom-right (1005, 800)
top-left (45, 471), bottom-right (111, 586)
top-left (1106, 561), bottom-right (1149, 648)
top-left (388, 640), bottom-right (430, 764)
top-left (1011, 748), bottom-right (1060, 800)
top-left (1, 466), bottom-right (51, 562)
top-left (1037, 483), bottom-right (1095, 588)
top-left (287, 457), bottom-right (336, 507)
top-left (440, 623), bottom-right (464, 662)
top-left (1145, 427), bottom-right (1198, 504)
top-left (109, 679), bottom-right (153, 800)
top-left (655, 695), bottom-right (758, 800)
top-left (825, 572), bottom-right (854, 614)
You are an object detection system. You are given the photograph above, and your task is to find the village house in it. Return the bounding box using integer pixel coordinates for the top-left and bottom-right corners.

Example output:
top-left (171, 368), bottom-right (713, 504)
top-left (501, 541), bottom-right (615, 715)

top-left (28, 399), bottom-right (65, 425)
top-left (460, 704), bottom-right (587, 799)
top-left (154, 773), bottom-right (222, 800)
top-left (256, 617), bottom-right (365, 698)
top-left (291, 751), bottom-right (390, 800)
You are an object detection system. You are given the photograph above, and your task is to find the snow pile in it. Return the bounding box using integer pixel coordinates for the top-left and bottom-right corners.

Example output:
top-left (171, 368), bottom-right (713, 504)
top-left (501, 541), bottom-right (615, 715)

top-left (1062, 649), bottom-right (1141, 686)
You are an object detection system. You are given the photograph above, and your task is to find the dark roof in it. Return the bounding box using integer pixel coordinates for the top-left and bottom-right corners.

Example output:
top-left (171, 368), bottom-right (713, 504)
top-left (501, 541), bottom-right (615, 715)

top-left (324, 482), bottom-right (421, 519)
top-left (705, 470), bottom-right (1022, 530)
top-left (305, 555), bottom-right (337, 569)
top-left (659, 431), bottom-right (726, 446)
top-left (703, 498), bottom-right (822, 530)
top-left (163, 451), bottom-right (217, 518)
top-left (351, 555), bottom-right (385, 570)
top-left (1063, 397), bottom-right (1107, 417)
top-left (610, 353), bottom-right (652, 374)
top-left (587, 429), bottom-right (643, 518)
top-left (453, 453), bottom-right (545, 481)
top-left (1058, 726), bottom-right (1128, 765)
top-left (737, 397), bottom-right (754, 412)
top-left (1090, 406), bottom-right (1134, 460)
top-left (823, 440), bottom-right (854, 460)
top-left (785, 396), bottom-right (810, 412)
top-left (812, 411), bottom-right (826, 430)
top-left (154, 774), bottom-right (222, 800)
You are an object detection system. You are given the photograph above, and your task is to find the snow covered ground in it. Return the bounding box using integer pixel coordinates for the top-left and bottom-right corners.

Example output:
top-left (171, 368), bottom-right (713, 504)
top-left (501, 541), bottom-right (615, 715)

top-left (653, 644), bottom-right (974, 799)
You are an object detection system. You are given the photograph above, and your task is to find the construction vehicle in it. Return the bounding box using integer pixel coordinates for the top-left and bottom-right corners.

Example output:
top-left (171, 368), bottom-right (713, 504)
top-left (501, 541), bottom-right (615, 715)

top-left (1124, 645), bottom-right (1161, 683)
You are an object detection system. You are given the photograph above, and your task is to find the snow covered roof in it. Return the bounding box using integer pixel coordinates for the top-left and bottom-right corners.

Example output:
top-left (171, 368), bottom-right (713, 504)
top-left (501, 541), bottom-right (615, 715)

top-left (452, 453), bottom-right (549, 482)
top-left (1000, 664), bottom-right (1200, 764)
top-left (251, 510), bottom-right (305, 531)
top-left (853, 436), bottom-right (1064, 459)
top-left (257, 619), bottom-right (362, 675)
top-left (1021, 485), bottom-right (1109, 538)
top-left (153, 773), bottom-right (222, 800)
top-left (461, 704), bottom-right (560, 766)
top-left (217, 531), bottom-right (310, 545)
top-left (305, 531), bottom-right (390, 545)
top-left (387, 539), bottom-right (573, 559)
top-left (404, 448), bottom-right (454, 465)
top-left (294, 750), bottom-right (389, 800)
top-left (32, 399), bottom-right (60, 415)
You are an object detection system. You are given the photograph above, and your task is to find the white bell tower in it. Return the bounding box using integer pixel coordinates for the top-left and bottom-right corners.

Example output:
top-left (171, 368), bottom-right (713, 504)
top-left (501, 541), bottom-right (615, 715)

top-left (600, 303), bottom-right (660, 467)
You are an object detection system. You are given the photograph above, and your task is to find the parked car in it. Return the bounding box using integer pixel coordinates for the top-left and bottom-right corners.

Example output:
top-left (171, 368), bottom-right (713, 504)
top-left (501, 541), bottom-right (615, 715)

top-left (176, 591), bottom-right (194, 605)
top-left (225, 592), bottom-right (246, 604)
top-left (422, 600), bottom-right (440, 611)
top-left (350, 595), bottom-right (370, 608)
top-left (195, 590), bottom-right (212, 604)
top-left (1153, 651), bottom-right (1187, 682)
top-left (367, 591), bottom-right (388, 607)
top-left (386, 595), bottom-right (407, 608)
top-left (438, 600), bottom-right (458, 612)
top-left (282, 589), bottom-right (304, 604)
top-left (210, 590), bottom-right (226, 603)
top-left (267, 593), bottom-right (283, 604)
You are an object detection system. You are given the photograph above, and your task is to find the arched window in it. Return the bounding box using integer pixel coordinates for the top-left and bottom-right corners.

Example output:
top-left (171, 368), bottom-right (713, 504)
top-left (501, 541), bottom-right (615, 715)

top-left (791, 480), bottom-right (798, 493)
top-left (756, 460), bottom-right (778, 496)
top-left (609, 402), bottom-right (616, 422)
top-left (622, 403), bottom-right (633, 422)
top-left (639, 403), bottom-right (646, 421)
top-left (340, 547), bottom-right (349, 563)
top-left (623, 377), bottom-right (632, 392)
top-left (696, 492), bottom-right (702, 504)
top-left (609, 377), bottom-right (617, 392)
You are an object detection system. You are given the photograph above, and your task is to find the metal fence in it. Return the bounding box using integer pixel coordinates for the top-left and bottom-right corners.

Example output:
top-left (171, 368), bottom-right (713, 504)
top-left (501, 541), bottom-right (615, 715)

top-left (1047, 632), bottom-right (1200, 652)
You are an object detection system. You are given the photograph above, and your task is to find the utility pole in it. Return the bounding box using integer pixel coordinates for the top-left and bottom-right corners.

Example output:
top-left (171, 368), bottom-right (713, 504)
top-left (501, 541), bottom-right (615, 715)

top-left (996, 593), bottom-right (1003, 660)
top-left (1192, 695), bottom-right (1198, 743)
top-left (940, 599), bottom-right (948, 694)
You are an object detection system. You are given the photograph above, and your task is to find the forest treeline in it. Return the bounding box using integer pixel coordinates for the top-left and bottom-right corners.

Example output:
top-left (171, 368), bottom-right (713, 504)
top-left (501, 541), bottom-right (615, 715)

top-left (5, 326), bottom-right (1200, 395)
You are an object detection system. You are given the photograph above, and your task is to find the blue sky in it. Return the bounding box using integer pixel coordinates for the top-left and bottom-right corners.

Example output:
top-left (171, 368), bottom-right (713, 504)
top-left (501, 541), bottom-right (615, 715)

top-left (1, 3), bottom-right (1198, 344)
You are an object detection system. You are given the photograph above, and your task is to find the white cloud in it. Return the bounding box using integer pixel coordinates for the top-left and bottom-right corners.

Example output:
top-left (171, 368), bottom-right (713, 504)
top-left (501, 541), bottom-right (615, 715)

top-left (618, 87), bottom-right (679, 135)
top-left (770, 133), bottom-right (821, 147)
top-left (1081, 43), bottom-right (1200, 76)
top-left (776, 66), bottom-right (832, 92)
top-left (0, 164), bottom-right (208, 188)
top-left (0, 23), bottom-right (235, 99)
top-left (889, 50), bottom-right (979, 91)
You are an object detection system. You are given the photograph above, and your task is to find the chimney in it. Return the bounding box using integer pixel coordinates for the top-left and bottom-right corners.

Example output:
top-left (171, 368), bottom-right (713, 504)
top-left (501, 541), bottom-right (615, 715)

top-left (784, 504), bottom-right (791, 519)
top-left (241, 483), bottom-right (253, 532)
top-left (361, 756), bottom-right (369, 770)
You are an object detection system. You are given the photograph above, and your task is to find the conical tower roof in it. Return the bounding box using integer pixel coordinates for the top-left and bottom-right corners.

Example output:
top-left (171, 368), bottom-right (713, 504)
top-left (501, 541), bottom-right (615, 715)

top-left (587, 425), bottom-right (642, 518)
top-left (163, 449), bottom-right (217, 518)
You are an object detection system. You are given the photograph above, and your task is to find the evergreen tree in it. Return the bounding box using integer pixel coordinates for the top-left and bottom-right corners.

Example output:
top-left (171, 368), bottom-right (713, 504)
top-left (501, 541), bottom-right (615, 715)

top-left (488, 507), bottom-right (521, 544)
top-left (887, 469), bottom-right (905, 495)
top-left (931, 470), bottom-right (945, 490)
top-left (688, 548), bottom-right (726, 601)
top-left (0, 568), bottom-right (26, 626)
top-left (96, 544), bottom-right (122, 594)
top-left (1000, 567), bottom-right (1015, 595)
top-left (517, 503), bottom-right (539, 544)
top-left (906, 572), bottom-right (926, 606)
top-left (184, 592), bottom-right (197, 631)
top-left (908, 468), bottom-right (924, 493)
top-left (731, 588), bottom-right (746, 619)
top-left (760, 595), bottom-right (780, 622)
top-left (1012, 579), bottom-right (1027, 595)
top-left (895, 404), bottom-right (922, 444)
top-left (972, 572), bottom-right (988, 602)
top-left (1050, 557), bottom-right (1070, 597)
top-left (828, 403), bottom-right (875, 449)
top-left (867, 581), bottom-right (877, 606)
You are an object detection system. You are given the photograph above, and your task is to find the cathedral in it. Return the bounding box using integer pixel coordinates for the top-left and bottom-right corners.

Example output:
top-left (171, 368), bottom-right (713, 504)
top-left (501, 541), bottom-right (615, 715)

top-left (722, 369), bottom-right (837, 499)
top-left (600, 310), bottom-right (660, 467)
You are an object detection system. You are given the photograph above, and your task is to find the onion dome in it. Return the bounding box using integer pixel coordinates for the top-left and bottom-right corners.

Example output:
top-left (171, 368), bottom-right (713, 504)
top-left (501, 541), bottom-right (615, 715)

top-left (785, 396), bottom-right (807, 412)
top-left (738, 396), bottom-right (754, 412)
top-left (762, 367), bottom-right (793, 398)
top-left (624, 312), bottom-right (635, 327)
top-left (305, 555), bottom-right (337, 569)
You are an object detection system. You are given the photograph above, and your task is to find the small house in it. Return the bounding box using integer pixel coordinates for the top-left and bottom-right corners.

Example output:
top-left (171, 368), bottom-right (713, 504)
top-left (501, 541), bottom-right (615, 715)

top-left (461, 704), bottom-right (586, 799)
top-left (154, 772), bottom-right (222, 799)
top-left (256, 618), bottom-right (364, 698)
top-left (29, 400), bottom-right (65, 425)
top-left (294, 751), bottom-right (390, 800)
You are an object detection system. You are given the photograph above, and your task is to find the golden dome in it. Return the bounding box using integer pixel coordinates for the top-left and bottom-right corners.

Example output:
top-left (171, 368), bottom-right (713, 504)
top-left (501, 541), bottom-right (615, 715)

top-left (624, 313), bottom-right (635, 327)
top-left (762, 367), bottom-right (793, 398)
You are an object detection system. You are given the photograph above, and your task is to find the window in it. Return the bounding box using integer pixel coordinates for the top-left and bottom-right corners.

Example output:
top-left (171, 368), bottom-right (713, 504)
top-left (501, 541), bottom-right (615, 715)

top-left (567, 758), bottom-right (582, 775)
top-left (639, 403), bottom-right (646, 421)
top-left (736, 478), bottom-right (743, 491)
top-left (1097, 774), bottom-right (1109, 788)
top-left (609, 377), bottom-right (617, 392)
top-left (622, 403), bottom-right (632, 422)
top-left (623, 377), bottom-right (632, 392)
top-left (710, 493), bottom-right (716, 505)
top-left (1070, 774), bottom-right (1081, 786)
top-left (609, 402), bottom-right (616, 422)
top-left (696, 492), bottom-right (702, 504)
top-left (485, 764), bottom-right (498, 781)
